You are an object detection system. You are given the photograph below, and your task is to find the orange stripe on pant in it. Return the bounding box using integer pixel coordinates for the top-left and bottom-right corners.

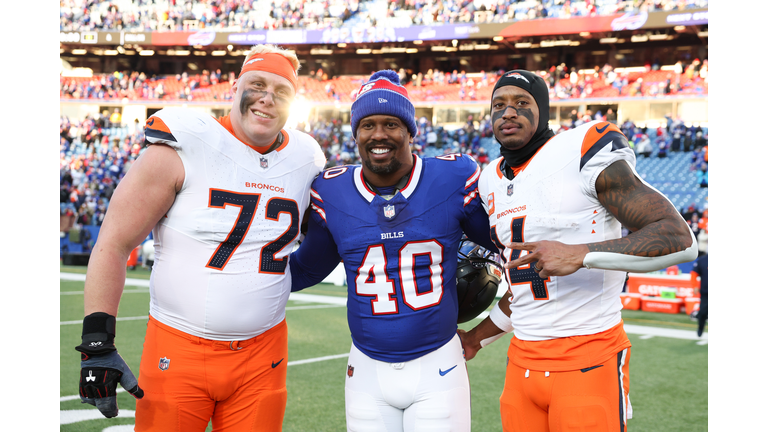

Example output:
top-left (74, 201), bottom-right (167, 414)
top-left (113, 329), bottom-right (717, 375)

top-left (500, 347), bottom-right (631, 432)
top-left (135, 316), bottom-right (288, 432)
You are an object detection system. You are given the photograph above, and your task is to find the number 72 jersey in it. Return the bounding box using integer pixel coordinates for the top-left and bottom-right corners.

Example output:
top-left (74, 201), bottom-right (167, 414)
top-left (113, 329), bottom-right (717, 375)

top-left (478, 121), bottom-right (636, 341)
top-left (144, 108), bottom-right (326, 340)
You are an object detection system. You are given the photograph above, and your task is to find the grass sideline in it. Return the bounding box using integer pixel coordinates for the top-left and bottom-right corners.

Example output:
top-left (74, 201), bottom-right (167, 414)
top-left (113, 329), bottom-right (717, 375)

top-left (60, 268), bottom-right (707, 431)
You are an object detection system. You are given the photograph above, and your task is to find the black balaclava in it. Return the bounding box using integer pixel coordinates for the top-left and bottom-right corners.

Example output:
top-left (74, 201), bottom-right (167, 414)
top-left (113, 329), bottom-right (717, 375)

top-left (492, 70), bottom-right (555, 177)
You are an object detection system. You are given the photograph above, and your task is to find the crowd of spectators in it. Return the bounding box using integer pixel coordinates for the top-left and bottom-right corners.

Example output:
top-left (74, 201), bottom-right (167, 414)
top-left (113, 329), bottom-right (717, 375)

top-left (61, 58), bottom-right (708, 104)
top-left (60, 110), bottom-right (709, 260)
top-left (60, 112), bottom-right (144, 236)
top-left (60, 0), bottom-right (708, 32)
top-left (60, 0), bottom-right (361, 32)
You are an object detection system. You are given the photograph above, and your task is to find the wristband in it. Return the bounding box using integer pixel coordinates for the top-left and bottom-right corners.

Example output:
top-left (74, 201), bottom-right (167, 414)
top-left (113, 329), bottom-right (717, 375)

top-left (488, 301), bottom-right (513, 334)
top-left (75, 312), bottom-right (117, 358)
top-left (480, 333), bottom-right (505, 348)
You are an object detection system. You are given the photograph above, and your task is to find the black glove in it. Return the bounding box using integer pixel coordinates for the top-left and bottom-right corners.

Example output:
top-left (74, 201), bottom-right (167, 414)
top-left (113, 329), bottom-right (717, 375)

top-left (76, 312), bottom-right (144, 418)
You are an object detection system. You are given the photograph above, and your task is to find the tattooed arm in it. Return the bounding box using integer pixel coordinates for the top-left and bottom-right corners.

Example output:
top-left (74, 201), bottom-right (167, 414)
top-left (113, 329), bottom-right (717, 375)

top-left (590, 159), bottom-right (693, 255)
top-left (504, 160), bottom-right (696, 278)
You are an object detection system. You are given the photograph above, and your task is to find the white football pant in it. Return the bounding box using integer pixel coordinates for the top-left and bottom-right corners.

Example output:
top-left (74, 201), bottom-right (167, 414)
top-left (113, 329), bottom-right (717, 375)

top-left (345, 334), bottom-right (471, 432)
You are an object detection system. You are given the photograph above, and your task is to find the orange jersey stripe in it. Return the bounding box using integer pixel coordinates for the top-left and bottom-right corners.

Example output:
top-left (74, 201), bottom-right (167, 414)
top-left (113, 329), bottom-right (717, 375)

top-left (494, 138), bottom-right (554, 179)
top-left (215, 115), bottom-right (289, 154)
top-left (580, 121), bottom-right (623, 158)
top-left (508, 320), bottom-right (632, 371)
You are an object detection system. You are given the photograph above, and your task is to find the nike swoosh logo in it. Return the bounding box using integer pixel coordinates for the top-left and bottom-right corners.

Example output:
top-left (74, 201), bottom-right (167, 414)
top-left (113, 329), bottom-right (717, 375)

top-left (596, 124), bottom-right (609, 134)
top-left (580, 365), bottom-right (604, 373)
top-left (272, 359), bottom-right (284, 368)
top-left (147, 118), bottom-right (155, 127)
top-left (439, 365), bottom-right (458, 376)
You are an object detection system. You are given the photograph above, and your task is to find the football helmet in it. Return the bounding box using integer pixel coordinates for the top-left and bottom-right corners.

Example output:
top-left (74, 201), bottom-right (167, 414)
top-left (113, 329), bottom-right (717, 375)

top-left (456, 238), bottom-right (504, 323)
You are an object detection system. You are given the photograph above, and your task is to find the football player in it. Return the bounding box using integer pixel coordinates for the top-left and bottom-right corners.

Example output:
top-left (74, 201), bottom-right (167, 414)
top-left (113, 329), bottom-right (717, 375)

top-left (76, 44), bottom-right (326, 431)
top-left (458, 70), bottom-right (697, 432)
top-left (289, 69), bottom-right (499, 432)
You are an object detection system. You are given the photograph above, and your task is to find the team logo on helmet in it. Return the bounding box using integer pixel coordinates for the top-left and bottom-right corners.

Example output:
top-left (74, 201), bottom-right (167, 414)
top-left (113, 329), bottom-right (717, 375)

top-left (505, 72), bottom-right (530, 83)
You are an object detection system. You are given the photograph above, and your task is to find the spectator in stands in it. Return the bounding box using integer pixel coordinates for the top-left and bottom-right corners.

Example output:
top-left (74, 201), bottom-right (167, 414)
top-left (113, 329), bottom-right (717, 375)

top-left (696, 162), bottom-right (708, 187)
top-left (635, 134), bottom-right (652, 158)
top-left (606, 108), bottom-right (617, 124)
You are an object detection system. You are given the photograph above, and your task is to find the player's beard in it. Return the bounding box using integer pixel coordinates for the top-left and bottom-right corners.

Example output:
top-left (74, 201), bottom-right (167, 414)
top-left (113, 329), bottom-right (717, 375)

top-left (363, 154), bottom-right (403, 175)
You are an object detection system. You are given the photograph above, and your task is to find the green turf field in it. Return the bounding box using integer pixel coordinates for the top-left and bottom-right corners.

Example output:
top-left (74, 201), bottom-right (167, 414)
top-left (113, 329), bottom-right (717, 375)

top-left (60, 265), bottom-right (707, 431)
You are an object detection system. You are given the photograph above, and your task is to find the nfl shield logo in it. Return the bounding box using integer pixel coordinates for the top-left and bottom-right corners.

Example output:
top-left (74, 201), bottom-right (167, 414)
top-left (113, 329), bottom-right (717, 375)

top-left (158, 357), bottom-right (170, 371)
top-left (384, 204), bottom-right (396, 218)
top-left (260, 157), bottom-right (268, 169)
top-left (507, 183), bottom-right (514, 196)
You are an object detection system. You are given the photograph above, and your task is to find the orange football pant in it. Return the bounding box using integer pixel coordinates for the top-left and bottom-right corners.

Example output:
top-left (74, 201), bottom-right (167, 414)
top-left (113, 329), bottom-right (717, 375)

top-left (500, 348), bottom-right (631, 432)
top-left (135, 316), bottom-right (288, 432)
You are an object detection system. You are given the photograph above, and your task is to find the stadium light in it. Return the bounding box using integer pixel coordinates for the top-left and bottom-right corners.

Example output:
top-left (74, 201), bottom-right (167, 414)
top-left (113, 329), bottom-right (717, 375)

top-left (406, 48), bottom-right (419, 53)
top-left (174, 50), bottom-right (190, 56)
top-left (493, 36), bottom-right (504, 42)
top-left (212, 50), bottom-right (226, 56)
top-left (104, 50), bottom-right (118, 55)
top-left (337, 43), bottom-right (347, 48)
top-left (540, 40), bottom-right (556, 47)
top-left (139, 50), bottom-right (154, 56)
top-left (648, 33), bottom-right (669, 40)
top-left (356, 48), bottom-right (371, 54)
top-left (414, 40), bottom-right (423, 45)
top-left (599, 37), bottom-right (618, 44)
top-left (194, 51), bottom-right (207, 56)
top-left (514, 42), bottom-right (531, 49)
top-left (431, 46), bottom-right (447, 51)
top-left (72, 49), bottom-right (87, 55)
top-left (631, 34), bottom-right (649, 42)
top-left (697, 30), bottom-right (708, 37)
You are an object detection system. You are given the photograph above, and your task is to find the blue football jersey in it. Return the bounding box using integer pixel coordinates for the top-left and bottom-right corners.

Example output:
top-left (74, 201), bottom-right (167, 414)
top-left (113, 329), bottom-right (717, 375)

top-left (290, 153), bottom-right (497, 362)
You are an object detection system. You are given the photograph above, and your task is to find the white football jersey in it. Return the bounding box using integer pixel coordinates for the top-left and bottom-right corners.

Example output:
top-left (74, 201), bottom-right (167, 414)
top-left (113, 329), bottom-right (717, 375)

top-left (479, 121), bottom-right (636, 341)
top-left (144, 108), bottom-right (326, 340)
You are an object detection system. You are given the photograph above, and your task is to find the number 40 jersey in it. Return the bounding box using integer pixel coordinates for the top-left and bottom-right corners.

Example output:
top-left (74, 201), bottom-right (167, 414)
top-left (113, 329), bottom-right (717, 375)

top-left (290, 153), bottom-right (498, 363)
top-left (144, 108), bottom-right (326, 341)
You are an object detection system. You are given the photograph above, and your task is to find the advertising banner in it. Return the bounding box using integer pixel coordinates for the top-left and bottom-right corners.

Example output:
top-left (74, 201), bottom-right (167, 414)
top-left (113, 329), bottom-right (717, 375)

top-left (626, 273), bottom-right (698, 299)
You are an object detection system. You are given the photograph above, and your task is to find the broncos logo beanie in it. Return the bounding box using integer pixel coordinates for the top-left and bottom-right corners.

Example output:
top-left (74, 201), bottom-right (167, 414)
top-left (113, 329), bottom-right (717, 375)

top-left (350, 70), bottom-right (418, 139)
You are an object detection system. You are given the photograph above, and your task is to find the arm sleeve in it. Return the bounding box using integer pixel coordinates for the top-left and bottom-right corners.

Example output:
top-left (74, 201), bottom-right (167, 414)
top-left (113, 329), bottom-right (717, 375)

top-left (289, 211), bottom-right (342, 292)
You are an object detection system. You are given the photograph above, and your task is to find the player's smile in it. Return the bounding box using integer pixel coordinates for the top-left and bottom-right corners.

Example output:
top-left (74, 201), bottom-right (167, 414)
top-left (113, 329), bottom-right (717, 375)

top-left (249, 107), bottom-right (277, 123)
top-left (366, 143), bottom-right (396, 162)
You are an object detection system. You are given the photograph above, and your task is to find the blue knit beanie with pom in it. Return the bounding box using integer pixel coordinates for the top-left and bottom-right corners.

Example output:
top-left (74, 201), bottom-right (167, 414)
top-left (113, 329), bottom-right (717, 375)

top-left (350, 70), bottom-right (418, 139)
